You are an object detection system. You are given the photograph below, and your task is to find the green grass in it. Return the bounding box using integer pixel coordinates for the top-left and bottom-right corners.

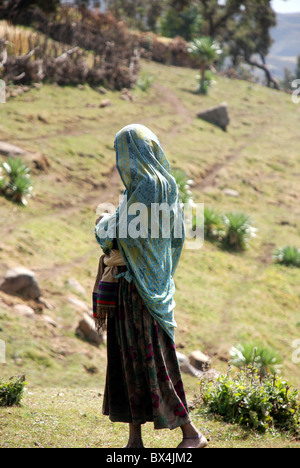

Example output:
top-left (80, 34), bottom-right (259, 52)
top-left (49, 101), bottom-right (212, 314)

top-left (0, 387), bottom-right (299, 448)
top-left (0, 58), bottom-right (300, 448)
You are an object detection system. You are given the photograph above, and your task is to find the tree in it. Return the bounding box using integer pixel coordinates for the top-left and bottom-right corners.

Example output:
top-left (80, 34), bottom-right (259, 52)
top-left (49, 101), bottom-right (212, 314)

top-left (159, 2), bottom-right (202, 41)
top-left (195, 0), bottom-right (279, 89)
top-left (106, 0), bottom-right (166, 31)
top-left (188, 36), bottom-right (222, 93)
top-left (226, 1), bottom-right (279, 89)
top-left (1, 0), bottom-right (59, 21)
top-left (296, 55), bottom-right (300, 79)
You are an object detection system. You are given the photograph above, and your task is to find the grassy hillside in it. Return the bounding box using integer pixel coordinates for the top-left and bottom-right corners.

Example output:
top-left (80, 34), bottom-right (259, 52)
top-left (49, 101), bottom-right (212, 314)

top-left (0, 58), bottom-right (300, 448)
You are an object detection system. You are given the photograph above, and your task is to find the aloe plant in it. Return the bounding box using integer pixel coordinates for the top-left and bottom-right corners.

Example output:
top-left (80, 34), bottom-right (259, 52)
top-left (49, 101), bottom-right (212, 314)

top-left (0, 157), bottom-right (33, 205)
top-left (202, 206), bottom-right (225, 241)
top-left (222, 212), bottom-right (257, 251)
top-left (273, 246), bottom-right (300, 268)
top-left (230, 343), bottom-right (282, 378)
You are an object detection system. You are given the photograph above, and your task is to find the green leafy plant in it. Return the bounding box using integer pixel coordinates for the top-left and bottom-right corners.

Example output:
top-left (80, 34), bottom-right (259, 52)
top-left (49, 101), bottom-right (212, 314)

top-left (136, 72), bottom-right (154, 92)
top-left (196, 69), bottom-right (216, 95)
top-left (222, 212), bottom-right (257, 251)
top-left (172, 168), bottom-right (194, 205)
top-left (273, 246), bottom-right (300, 268)
top-left (0, 157), bottom-right (33, 205)
top-left (0, 375), bottom-right (27, 407)
top-left (201, 206), bottom-right (225, 241)
top-left (230, 343), bottom-right (282, 379)
top-left (200, 367), bottom-right (300, 434)
top-left (188, 36), bottom-right (222, 94)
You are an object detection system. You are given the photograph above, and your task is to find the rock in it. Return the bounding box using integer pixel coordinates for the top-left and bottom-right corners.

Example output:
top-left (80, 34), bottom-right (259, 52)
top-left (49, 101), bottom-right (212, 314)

top-left (83, 364), bottom-right (99, 374)
top-left (43, 315), bottom-right (57, 328)
top-left (0, 141), bottom-right (27, 157)
top-left (100, 99), bottom-right (111, 108)
top-left (13, 304), bottom-right (35, 318)
top-left (197, 102), bottom-right (230, 132)
top-left (0, 141), bottom-right (50, 173)
top-left (0, 267), bottom-right (41, 300)
top-left (223, 188), bottom-right (239, 198)
top-left (96, 87), bottom-right (107, 95)
top-left (67, 278), bottom-right (86, 295)
top-left (38, 297), bottom-right (54, 310)
top-left (68, 296), bottom-right (90, 313)
top-left (176, 352), bottom-right (204, 378)
top-left (76, 313), bottom-right (103, 346)
top-left (189, 350), bottom-right (211, 372)
top-left (120, 88), bottom-right (134, 101)
top-left (23, 152), bottom-right (51, 173)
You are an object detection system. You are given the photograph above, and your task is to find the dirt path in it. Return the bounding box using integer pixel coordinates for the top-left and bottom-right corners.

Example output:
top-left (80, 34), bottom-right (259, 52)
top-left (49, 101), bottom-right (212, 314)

top-left (151, 83), bottom-right (193, 137)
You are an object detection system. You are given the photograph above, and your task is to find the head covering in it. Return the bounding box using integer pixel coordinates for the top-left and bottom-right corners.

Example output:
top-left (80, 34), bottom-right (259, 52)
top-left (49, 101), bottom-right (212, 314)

top-left (95, 124), bottom-right (185, 341)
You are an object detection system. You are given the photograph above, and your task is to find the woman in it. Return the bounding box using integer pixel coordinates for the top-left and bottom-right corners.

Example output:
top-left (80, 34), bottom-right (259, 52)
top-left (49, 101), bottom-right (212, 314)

top-left (94, 124), bottom-right (207, 449)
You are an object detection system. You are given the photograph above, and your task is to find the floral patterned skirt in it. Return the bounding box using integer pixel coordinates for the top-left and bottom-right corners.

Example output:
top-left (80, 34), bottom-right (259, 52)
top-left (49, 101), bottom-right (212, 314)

top-left (102, 276), bottom-right (191, 430)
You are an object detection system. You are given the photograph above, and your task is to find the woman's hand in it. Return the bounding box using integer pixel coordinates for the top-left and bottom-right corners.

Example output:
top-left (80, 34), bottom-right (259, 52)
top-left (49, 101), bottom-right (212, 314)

top-left (95, 212), bottom-right (111, 226)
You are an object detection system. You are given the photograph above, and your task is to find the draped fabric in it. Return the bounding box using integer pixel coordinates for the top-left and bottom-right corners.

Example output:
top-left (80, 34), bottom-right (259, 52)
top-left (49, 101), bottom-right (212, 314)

top-left (95, 124), bottom-right (185, 342)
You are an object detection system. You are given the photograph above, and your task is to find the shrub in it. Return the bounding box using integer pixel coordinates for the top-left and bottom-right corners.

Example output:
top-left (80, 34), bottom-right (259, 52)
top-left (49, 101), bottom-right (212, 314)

top-left (172, 168), bottom-right (194, 205)
top-left (200, 367), bottom-right (300, 434)
top-left (230, 343), bottom-right (282, 378)
top-left (201, 206), bottom-right (225, 241)
top-left (1, 9), bottom-right (141, 91)
top-left (273, 246), bottom-right (300, 268)
top-left (222, 212), bottom-right (257, 251)
top-left (136, 72), bottom-right (154, 92)
top-left (0, 375), bottom-right (27, 407)
top-left (1, 157), bottom-right (33, 205)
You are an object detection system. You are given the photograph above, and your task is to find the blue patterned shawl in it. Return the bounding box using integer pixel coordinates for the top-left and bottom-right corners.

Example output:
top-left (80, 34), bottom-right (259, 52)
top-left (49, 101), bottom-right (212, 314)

top-left (95, 124), bottom-right (185, 341)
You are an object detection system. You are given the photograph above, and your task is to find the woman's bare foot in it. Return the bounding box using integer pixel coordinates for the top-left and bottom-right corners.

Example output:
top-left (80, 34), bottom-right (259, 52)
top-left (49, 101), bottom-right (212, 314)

top-left (177, 422), bottom-right (208, 449)
top-left (176, 434), bottom-right (208, 449)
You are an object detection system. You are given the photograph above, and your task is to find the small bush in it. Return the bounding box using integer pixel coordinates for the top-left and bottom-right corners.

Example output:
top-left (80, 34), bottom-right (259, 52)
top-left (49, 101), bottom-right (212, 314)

top-left (202, 206), bottom-right (225, 241)
top-left (200, 367), bottom-right (300, 434)
top-left (273, 246), bottom-right (300, 268)
top-left (172, 169), bottom-right (194, 205)
top-left (222, 212), bottom-right (257, 251)
top-left (0, 157), bottom-right (33, 205)
top-left (230, 343), bottom-right (282, 378)
top-left (0, 375), bottom-right (27, 407)
top-left (136, 72), bottom-right (154, 92)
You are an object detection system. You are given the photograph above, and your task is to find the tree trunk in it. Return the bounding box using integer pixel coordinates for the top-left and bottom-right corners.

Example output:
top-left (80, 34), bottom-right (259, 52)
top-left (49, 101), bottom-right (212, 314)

top-left (245, 56), bottom-right (280, 90)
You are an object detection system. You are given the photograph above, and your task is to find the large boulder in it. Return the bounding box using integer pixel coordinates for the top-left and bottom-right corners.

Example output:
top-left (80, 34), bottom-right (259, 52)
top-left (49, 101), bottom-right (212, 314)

top-left (189, 350), bottom-right (211, 372)
top-left (197, 102), bottom-right (230, 131)
top-left (176, 351), bottom-right (204, 378)
top-left (76, 313), bottom-right (103, 347)
top-left (0, 267), bottom-right (41, 300)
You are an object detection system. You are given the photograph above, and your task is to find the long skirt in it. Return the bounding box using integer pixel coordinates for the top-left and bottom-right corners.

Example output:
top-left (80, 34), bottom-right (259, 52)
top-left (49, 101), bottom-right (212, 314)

top-left (102, 277), bottom-right (191, 430)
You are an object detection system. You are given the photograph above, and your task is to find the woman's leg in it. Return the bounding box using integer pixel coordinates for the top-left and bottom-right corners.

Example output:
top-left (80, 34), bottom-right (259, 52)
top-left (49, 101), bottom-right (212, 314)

top-left (125, 423), bottom-right (144, 448)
